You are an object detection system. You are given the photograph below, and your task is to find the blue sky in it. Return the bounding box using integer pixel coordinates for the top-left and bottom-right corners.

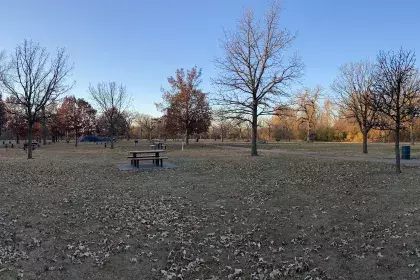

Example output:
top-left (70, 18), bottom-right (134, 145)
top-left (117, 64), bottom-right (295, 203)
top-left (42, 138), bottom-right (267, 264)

top-left (1, 0), bottom-right (419, 116)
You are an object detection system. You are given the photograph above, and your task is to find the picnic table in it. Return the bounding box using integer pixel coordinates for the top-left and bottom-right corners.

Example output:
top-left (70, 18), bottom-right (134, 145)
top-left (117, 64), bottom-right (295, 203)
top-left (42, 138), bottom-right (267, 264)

top-left (23, 142), bottom-right (40, 150)
top-left (128, 150), bottom-right (167, 167)
top-left (150, 142), bottom-right (166, 150)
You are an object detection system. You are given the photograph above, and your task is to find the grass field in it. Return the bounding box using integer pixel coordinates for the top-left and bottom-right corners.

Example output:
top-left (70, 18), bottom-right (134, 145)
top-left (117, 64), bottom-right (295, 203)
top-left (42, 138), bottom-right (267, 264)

top-left (1, 140), bottom-right (420, 279)
top-left (208, 140), bottom-right (420, 158)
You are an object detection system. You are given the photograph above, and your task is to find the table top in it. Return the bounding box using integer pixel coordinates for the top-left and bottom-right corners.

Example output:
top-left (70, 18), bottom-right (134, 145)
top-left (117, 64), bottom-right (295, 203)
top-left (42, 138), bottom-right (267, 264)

top-left (129, 150), bottom-right (164, 153)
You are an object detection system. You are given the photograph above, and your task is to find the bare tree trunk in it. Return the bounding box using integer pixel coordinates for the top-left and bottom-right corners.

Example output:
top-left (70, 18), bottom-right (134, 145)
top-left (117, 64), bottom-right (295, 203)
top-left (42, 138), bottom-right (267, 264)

top-left (362, 129), bottom-right (368, 154)
top-left (251, 103), bottom-right (258, 156)
top-left (110, 125), bottom-right (114, 149)
top-left (185, 129), bottom-right (189, 145)
top-left (27, 123), bottom-right (33, 159)
top-left (75, 130), bottom-right (78, 147)
top-left (42, 106), bottom-right (47, 145)
top-left (16, 134), bottom-right (20, 144)
top-left (306, 122), bottom-right (311, 143)
top-left (395, 127), bottom-right (401, 174)
top-left (410, 121), bottom-right (415, 145)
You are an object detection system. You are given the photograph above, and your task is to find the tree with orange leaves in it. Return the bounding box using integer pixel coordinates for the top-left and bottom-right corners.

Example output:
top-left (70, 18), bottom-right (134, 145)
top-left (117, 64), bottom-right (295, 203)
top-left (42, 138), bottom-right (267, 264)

top-left (58, 96), bottom-right (96, 146)
top-left (159, 66), bottom-right (211, 144)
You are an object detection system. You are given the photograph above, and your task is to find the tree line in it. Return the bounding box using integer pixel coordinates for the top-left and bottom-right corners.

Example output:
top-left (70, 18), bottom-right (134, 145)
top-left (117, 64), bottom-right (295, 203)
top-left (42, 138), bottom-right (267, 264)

top-left (1, 2), bottom-right (419, 173)
top-left (209, 2), bottom-right (420, 173)
top-left (0, 41), bottom-right (212, 158)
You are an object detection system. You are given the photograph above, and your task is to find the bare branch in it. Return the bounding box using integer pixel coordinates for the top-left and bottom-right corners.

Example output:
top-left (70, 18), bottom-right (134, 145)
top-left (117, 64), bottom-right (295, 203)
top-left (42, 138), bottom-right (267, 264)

top-left (212, 2), bottom-right (303, 155)
top-left (0, 40), bottom-right (73, 158)
top-left (88, 81), bottom-right (131, 148)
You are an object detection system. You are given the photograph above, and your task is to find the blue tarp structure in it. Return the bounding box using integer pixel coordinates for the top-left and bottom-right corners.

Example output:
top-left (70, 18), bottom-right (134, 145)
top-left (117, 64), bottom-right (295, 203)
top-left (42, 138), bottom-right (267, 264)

top-left (79, 136), bottom-right (110, 142)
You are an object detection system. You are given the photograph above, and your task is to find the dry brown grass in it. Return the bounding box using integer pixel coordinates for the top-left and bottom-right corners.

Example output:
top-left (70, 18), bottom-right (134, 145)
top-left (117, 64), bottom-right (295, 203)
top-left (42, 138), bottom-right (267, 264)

top-left (1, 140), bottom-right (420, 279)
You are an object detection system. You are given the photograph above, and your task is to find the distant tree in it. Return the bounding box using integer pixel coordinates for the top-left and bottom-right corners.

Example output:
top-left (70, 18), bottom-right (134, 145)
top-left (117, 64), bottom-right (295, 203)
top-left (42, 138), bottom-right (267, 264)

top-left (0, 52), bottom-right (4, 135)
top-left (49, 108), bottom-right (65, 142)
top-left (154, 117), bottom-right (166, 140)
top-left (0, 40), bottom-right (73, 158)
top-left (136, 113), bottom-right (155, 140)
top-left (272, 107), bottom-right (297, 141)
top-left (95, 114), bottom-right (108, 137)
top-left (40, 104), bottom-right (58, 145)
top-left (88, 81), bottom-right (130, 149)
top-left (212, 3), bottom-right (304, 155)
top-left (260, 117), bottom-right (275, 141)
top-left (4, 97), bottom-right (27, 143)
top-left (213, 109), bottom-right (230, 142)
top-left (0, 92), bottom-right (4, 136)
top-left (332, 61), bottom-right (378, 153)
top-left (159, 66), bottom-right (211, 144)
top-left (319, 98), bottom-right (336, 127)
top-left (372, 49), bottom-right (420, 173)
top-left (95, 109), bottom-right (127, 139)
top-left (122, 111), bottom-right (136, 140)
top-left (407, 96), bottom-right (420, 145)
top-left (59, 96), bottom-right (96, 146)
top-left (295, 86), bottom-right (321, 142)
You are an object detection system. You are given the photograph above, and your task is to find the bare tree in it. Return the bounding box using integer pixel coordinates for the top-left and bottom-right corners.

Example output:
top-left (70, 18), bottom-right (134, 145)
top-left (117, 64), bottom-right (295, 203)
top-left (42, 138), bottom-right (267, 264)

top-left (135, 113), bottom-right (156, 141)
top-left (0, 51), bottom-right (5, 136)
top-left (0, 40), bottom-right (73, 159)
top-left (0, 93), bottom-right (4, 136)
top-left (212, 2), bottom-right (304, 156)
top-left (332, 61), bottom-right (377, 153)
top-left (212, 109), bottom-right (230, 142)
top-left (260, 117), bottom-right (275, 140)
top-left (295, 86), bottom-right (321, 142)
top-left (88, 81), bottom-right (130, 149)
top-left (372, 49), bottom-right (420, 173)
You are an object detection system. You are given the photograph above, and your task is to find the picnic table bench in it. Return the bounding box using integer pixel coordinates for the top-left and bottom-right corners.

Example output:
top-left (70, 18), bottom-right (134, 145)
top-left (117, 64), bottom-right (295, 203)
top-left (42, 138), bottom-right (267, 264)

top-left (128, 150), bottom-right (167, 167)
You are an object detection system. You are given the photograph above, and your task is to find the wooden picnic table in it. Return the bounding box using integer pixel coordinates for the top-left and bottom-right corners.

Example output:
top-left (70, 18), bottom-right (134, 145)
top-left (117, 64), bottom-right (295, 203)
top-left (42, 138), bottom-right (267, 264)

top-left (150, 142), bottom-right (166, 150)
top-left (128, 150), bottom-right (167, 167)
top-left (129, 150), bottom-right (164, 157)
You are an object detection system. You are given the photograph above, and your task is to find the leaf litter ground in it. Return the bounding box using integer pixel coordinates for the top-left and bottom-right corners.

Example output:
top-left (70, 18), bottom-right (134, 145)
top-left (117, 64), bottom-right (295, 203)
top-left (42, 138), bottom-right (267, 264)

top-left (1, 141), bottom-right (420, 279)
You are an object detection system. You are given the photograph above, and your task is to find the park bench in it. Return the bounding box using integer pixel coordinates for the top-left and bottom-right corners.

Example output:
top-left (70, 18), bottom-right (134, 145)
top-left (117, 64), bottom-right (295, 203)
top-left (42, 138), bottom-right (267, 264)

top-left (128, 150), bottom-right (167, 167)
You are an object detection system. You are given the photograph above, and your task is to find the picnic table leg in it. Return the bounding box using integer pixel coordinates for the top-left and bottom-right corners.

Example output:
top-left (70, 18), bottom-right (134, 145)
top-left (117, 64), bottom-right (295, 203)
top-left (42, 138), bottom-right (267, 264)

top-left (132, 153), bottom-right (137, 167)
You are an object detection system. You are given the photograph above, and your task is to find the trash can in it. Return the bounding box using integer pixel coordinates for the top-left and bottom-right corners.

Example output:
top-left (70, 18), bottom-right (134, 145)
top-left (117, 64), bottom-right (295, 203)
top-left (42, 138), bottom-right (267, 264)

top-left (401, 145), bottom-right (411, 160)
